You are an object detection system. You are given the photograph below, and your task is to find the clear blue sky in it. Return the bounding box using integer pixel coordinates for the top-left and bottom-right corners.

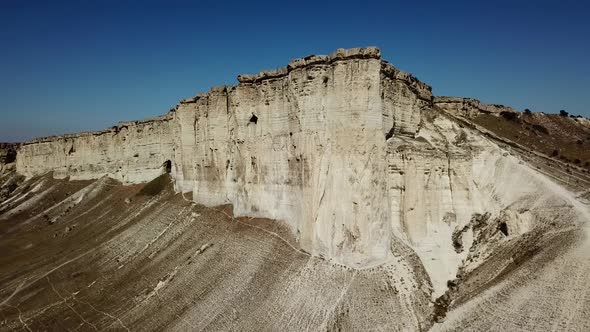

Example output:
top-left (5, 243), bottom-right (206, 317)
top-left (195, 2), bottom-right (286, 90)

top-left (1, 0), bottom-right (588, 142)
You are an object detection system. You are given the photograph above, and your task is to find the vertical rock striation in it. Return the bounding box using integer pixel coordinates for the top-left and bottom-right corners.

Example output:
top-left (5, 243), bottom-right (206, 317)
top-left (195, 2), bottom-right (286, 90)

top-left (171, 47), bottom-right (424, 266)
top-left (15, 48), bottom-right (587, 301)
top-left (16, 47), bottom-right (435, 268)
top-left (17, 115), bottom-right (174, 183)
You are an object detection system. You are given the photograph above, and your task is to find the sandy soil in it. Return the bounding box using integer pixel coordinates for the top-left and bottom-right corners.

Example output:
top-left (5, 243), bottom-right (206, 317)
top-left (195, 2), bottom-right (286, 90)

top-left (0, 174), bottom-right (432, 331)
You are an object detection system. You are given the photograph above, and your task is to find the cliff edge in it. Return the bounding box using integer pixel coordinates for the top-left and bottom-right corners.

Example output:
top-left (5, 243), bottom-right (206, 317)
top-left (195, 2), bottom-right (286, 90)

top-left (13, 48), bottom-right (589, 301)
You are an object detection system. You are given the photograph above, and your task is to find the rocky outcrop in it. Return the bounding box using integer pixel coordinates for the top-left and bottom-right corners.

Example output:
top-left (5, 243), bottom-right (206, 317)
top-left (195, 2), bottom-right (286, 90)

top-left (0, 143), bottom-right (22, 203)
top-left (171, 47), bottom-right (430, 267)
top-left (386, 110), bottom-right (590, 296)
top-left (0, 143), bottom-right (18, 175)
top-left (16, 47), bottom-right (433, 269)
top-left (434, 96), bottom-right (517, 118)
top-left (574, 116), bottom-right (590, 129)
top-left (17, 114), bottom-right (174, 183)
top-left (381, 61), bottom-right (432, 137)
top-left (0, 143), bottom-right (18, 165)
top-left (13, 48), bottom-right (588, 301)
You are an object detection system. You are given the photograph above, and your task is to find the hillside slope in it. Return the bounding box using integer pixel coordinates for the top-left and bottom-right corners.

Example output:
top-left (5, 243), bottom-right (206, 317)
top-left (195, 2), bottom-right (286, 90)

top-left (1, 109), bottom-right (588, 331)
top-left (1, 49), bottom-right (589, 331)
top-left (0, 174), bottom-right (433, 331)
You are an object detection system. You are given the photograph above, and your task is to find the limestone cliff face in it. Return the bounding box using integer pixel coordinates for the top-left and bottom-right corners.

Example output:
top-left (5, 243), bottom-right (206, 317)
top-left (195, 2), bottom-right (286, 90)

top-left (8, 48), bottom-right (590, 329)
top-left (13, 47), bottom-right (590, 301)
top-left (171, 47), bottom-right (434, 266)
top-left (381, 61), bottom-right (432, 137)
top-left (16, 47), bottom-right (433, 268)
top-left (434, 96), bottom-right (517, 118)
top-left (17, 115), bottom-right (174, 183)
top-left (386, 110), bottom-right (590, 296)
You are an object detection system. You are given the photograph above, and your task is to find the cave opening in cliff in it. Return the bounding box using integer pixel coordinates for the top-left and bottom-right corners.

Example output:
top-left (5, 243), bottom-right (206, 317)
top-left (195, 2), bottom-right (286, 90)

top-left (163, 160), bottom-right (172, 173)
top-left (249, 113), bottom-right (258, 124)
top-left (499, 222), bottom-right (509, 236)
top-left (385, 127), bottom-right (395, 140)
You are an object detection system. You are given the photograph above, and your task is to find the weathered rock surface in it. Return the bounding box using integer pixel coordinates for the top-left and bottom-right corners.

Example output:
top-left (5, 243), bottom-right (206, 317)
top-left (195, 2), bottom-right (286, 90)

top-left (17, 115), bottom-right (174, 183)
top-left (2, 121), bottom-right (588, 331)
top-left (434, 96), bottom-right (517, 118)
top-left (8, 48), bottom-right (590, 331)
top-left (387, 109), bottom-right (588, 296)
top-left (16, 47), bottom-right (434, 269)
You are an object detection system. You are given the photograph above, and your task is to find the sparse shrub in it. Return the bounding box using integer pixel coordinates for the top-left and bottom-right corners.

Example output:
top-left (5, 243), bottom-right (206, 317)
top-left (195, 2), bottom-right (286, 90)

top-left (574, 159), bottom-right (581, 164)
top-left (532, 124), bottom-right (549, 134)
top-left (576, 139), bottom-right (583, 145)
top-left (43, 214), bottom-right (53, 225)
top-left (500, 111), bottom-right (519, 122)
top-left (524, 109), bottom-right (532, 115)
top-left (551, 149), bottom-right (559, 157)
top-left (559, 110), bottom-right (569, 117)
top-left (5, 149), bottom-right (16, 164)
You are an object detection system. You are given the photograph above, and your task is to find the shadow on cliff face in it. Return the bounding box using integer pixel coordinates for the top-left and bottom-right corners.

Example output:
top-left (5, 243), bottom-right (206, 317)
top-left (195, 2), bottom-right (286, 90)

top-left (136, 173), bottom-right (172, 196)
top-left (162, 159), bottom-right (172, 173)
top-left (0, 143), bottom-right (18, 165)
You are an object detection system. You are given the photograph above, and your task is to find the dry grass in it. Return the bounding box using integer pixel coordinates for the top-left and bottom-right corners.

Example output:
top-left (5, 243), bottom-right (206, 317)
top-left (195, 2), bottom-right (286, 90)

top-left (473, 113), bottom-right (590, 168)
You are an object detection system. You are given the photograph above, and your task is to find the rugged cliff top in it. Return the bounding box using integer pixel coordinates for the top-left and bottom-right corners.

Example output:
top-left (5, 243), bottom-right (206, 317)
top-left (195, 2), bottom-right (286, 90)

top-left (434, 96), bottom-right (517, 114)
top-left (236, 47), bottom-right (381, 84)
top-left (0, 143), bottom-right (20, 149)
top-left (22, 113), bottom-right (174, 146)
top-left (180, 47), bottom-right (432, 104)
top-left (20, 47), bottom-right (433, 147)
top-left (433, 95), bottom-right (590, 172)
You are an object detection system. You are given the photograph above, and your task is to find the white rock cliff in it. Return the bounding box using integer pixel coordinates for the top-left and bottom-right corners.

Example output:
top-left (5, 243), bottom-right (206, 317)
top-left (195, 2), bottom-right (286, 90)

top-left (15, 47), bottom-right (588, 298)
